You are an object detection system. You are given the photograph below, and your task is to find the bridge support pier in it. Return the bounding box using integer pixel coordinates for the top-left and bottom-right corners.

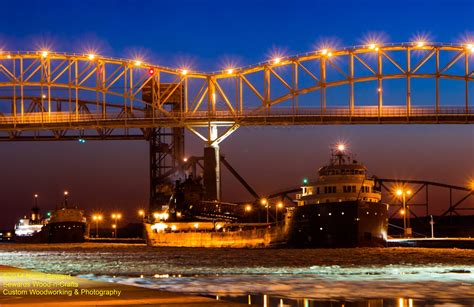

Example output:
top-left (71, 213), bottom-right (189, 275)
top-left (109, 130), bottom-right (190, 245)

top-left (203, 125), bottom-right (221, 201)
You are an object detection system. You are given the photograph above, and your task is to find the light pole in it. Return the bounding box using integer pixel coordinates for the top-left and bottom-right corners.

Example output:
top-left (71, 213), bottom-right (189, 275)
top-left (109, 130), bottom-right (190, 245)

top-left (92, 214), bottom-right (102, 238)
top-left (32, 194), bottom-right (39, 222)
top-left (430, 215), bottom-right (435, 238)
top-left (111, 213), bottom-right (122, 238)
top-left (261, 198), bottom-right (268, 224)
top-left (276, 202), bottom-right (283, 224)
top-left (396, 188), bottom-right (412, 237)
top-left (63, 191), bottom-right (69, 206)
top-left (138, 209), bottom-right (145, 223)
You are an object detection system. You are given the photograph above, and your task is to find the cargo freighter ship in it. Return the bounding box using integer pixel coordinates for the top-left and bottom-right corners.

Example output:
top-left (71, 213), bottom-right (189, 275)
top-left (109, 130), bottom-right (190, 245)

top-left (14, 192), bottom-right (87, 243)
top-left (145, 145), bottom-right (388, 248)
top-left (289, 145), bottom-right (388, 247)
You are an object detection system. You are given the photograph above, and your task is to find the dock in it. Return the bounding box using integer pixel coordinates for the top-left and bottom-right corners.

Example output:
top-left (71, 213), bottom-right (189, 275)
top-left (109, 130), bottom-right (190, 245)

top-left (387, 237), bottom-right (474, 249)
top-left (0, 265), bottom-right (243, 306)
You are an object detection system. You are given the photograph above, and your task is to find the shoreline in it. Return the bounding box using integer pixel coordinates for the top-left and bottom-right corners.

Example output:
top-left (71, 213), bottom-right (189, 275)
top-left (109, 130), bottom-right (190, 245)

top-left (0, 265), bottom-right (243, 306)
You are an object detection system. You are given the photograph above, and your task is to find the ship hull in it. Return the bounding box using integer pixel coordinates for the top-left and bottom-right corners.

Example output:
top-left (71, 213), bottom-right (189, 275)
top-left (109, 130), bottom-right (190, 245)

top-left (14, 222), bottom-right (86, 243)
top-left (145, 223), bottom-right (288, 248)
top-left (287, 201), bottom-right (388, 248)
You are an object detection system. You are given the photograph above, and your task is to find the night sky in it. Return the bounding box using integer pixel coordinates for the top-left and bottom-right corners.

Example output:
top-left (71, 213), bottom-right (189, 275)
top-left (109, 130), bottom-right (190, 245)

top-left (0, 0), bottom-right (473, 228)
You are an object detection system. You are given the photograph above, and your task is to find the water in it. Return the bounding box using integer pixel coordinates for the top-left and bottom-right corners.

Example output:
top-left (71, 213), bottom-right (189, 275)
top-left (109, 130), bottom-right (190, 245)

top-left (0, 243), bottom-right (473, 306)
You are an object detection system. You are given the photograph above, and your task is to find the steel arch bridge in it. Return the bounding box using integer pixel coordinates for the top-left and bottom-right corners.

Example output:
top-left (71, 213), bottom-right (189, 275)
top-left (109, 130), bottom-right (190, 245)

top-left (0, 42), bottom-right (473, 142)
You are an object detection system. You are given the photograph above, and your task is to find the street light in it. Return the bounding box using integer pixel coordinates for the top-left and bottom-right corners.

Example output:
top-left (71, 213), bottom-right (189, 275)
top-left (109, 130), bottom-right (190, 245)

top-left (276, 202), bottom-right (283, 224)
top-left (63, 190), bottom-right (69, 206)
top-left (111, 213), bottom-right (122, 238)
top-left (92, 214), bottom-right (103, 238)
top-left (138, 209), bottom-right (145, 222)
top-left (260, 198), bottom-right (269, 224)
top-left (396, 188), bottom-right (412, 237)
top-left (112, 224), bottom-right (116, 237)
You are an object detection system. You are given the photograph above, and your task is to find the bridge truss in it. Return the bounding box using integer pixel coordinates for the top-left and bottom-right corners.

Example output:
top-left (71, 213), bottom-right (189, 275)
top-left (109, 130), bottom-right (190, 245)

top-left (0, 42), bottom-right (472, 143)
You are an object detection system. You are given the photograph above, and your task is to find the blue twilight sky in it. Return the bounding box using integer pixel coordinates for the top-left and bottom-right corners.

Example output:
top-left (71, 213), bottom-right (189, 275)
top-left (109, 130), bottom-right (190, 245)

top-left (0, 0), bottom-right (472, 227)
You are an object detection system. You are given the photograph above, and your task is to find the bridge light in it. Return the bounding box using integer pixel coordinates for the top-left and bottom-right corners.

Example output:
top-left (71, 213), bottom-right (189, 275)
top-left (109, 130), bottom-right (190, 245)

top-left (6, 55), bottom-right (11, 59)
top-left (148, 67), bottom-right (155, 75)
top-left (320, 49), bottom-right (328, 55)
top-left (377, 88), bottom-right (382, 92)
top-left (41, 94), bottom-right (47, 99)
top-left (181, 69), bottom-right (188, 75)
top-left (277, 202), bottom-right (283, 209)
top-left (245, 205), bottom-right (252, 212)
top-left (41, 51), bottom-right (49, 58)
top-left (183, 157), bottom-right (188, 162)
top-left (400, 209), bottom-right (405, 215)
top-left (303, 178), bottom-right (308, 185)
top-left (226, 68), bottom-right (234, 74)
top-left (134, 60), bottom-right (142, 66)
top-left (396, 189), bottom-right (403, 196)
top-left (337, 144), bottom-right (345, 152)
top-left (415, 41), bottom-right (425, 48)
top-left (272, 57), bottom-right (281, 64)
top-left (87, 54), bottom-right (95, 60)
top-left (368, 43), bottom-right (377, 50)
top-left (327, 52), bottom-right (333, 57)
top-left (260, 198), bottom-right (268, 205)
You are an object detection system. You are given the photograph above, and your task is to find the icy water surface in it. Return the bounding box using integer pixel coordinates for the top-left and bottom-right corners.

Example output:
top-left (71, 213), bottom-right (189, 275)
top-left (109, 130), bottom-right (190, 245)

top-left (1, 243), bottom-right (473, 306)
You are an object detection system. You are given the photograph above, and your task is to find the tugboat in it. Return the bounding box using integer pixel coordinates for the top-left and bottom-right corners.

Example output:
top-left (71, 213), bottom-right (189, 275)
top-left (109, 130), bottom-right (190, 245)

top-left (289, 144), bottom-right (388, 247)
top-left (14, 191), bottom-right (87, 243)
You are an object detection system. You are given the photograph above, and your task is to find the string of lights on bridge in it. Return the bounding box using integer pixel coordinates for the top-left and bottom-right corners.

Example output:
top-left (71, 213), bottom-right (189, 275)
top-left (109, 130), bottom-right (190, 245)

top-left (1, 40), bottom-right (473, 77)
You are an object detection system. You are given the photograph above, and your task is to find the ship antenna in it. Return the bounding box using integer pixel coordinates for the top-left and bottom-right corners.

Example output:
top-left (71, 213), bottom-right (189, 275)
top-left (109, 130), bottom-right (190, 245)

top-left (336, 143), bottom-right (346, 165)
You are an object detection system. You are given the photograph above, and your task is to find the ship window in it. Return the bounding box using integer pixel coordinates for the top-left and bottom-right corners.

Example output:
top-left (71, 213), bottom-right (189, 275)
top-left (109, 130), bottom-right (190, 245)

top-left (351, 186), bottom-right (356, 193)
top-left (317, 187), bottom-right (320, 194)
top-left (332, 186), bottom-right (337, 193)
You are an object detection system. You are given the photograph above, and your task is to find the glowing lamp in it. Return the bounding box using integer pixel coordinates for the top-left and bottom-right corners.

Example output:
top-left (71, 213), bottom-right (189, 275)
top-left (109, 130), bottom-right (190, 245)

top-left (134, 60), bottom-right (142, 66)
top-left (41, 51), bottom-right (48, 58)
top-left (337, 144), bottom-right (345, 152)
top-left (148, 68), bottom-right (155, 75)
top-left (245, 205), bottom-right (252, 212)
top-left (260, 198), bottom-right (267, 205)
top-left (303, 178), bottom-right (308, 185)
top-left (320, 49), bottom-right (328, 55)
top-left (273, 57), bottom-right (281, 64)
top-left (226, 68), bottom-right (234, 74)
top-left (416, 41), bottom-right (425, 48)
top-left (87, 54), bottom-right (95, 60)
top-left (181, 69), bottom-right (188, 75)
top-left (396, 189), bottom-right (403, 196)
